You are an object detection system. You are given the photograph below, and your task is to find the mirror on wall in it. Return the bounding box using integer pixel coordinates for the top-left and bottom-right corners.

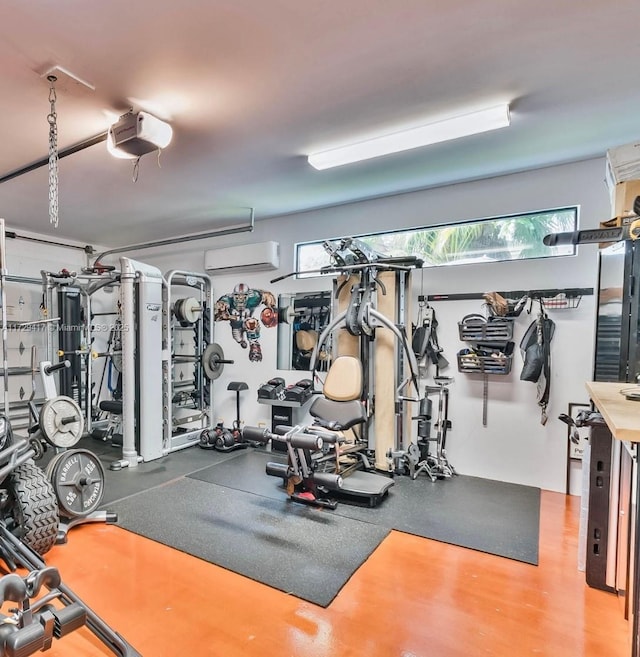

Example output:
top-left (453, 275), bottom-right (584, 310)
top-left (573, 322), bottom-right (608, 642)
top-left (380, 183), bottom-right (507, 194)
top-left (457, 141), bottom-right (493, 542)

top-left (277, 291), bottom-right (332, 371)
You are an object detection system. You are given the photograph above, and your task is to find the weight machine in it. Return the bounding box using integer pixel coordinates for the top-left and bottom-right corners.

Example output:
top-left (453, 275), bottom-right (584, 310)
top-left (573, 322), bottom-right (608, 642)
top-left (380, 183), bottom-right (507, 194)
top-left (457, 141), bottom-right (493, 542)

top-left (269, 238), bottom-right (423, 505)
top-left (113, 259), bottom-right (219, 470)
top-left (162, 269), bottom-right (216, 455)
top-left (243, 425), bottom-right (344, 508)
top-left (307, 239), bottom-right (423, 466)
top-left (41, 265), bottom-right (121, 437)
top-left (114, 257), bottom-right (162, 468)
top-left (43, 258), bottom-right (220, 471)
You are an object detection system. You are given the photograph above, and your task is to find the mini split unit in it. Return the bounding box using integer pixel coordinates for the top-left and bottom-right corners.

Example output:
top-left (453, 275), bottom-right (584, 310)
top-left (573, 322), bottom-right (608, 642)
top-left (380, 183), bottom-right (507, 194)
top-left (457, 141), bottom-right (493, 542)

top-left (204, 241), bottom-right (280, 274)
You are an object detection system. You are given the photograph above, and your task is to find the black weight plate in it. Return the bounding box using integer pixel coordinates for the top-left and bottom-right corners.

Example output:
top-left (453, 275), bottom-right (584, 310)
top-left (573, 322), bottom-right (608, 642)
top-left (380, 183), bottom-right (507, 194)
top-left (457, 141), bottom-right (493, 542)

top-left (50, 449), bottom-right (105, 518)
top-left (202, 343), bottom-right (225, 380)
top-left (45, 451), bottom-right (68, 480)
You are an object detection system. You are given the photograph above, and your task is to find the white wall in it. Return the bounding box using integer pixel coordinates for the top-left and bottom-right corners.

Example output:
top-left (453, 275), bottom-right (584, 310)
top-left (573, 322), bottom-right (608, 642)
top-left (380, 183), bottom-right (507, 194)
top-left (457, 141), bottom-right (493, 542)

top-left (132, 156), bottom-right (610, 493)
top-left (3, 158), bottom-right (609, 492)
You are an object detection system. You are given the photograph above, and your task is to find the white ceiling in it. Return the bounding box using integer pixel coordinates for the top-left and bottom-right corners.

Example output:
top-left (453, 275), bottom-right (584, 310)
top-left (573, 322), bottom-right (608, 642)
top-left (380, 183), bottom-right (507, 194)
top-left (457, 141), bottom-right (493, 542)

top-left (1, 0), bottom-right (640, 248)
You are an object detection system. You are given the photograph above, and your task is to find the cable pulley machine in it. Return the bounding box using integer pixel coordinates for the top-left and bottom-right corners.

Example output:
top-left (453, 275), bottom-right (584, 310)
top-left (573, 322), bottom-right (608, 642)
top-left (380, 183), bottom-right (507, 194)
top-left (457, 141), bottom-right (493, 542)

top-left (270, 238), bottom-right (423, 506)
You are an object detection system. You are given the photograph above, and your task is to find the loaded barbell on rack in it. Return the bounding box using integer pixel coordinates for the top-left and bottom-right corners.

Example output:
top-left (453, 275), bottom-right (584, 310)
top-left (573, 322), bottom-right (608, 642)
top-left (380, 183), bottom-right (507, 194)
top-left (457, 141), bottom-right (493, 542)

top-left (172, 343), bottom-right (233, 380)
top-left (31, 361), bottom-right (85, 449)
top-left (201, 343), bottom-right (234, 380)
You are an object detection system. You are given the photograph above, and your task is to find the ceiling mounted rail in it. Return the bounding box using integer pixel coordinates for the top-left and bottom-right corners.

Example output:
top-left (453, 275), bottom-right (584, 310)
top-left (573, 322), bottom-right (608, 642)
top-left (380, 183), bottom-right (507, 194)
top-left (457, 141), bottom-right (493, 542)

top-left (5, 230), bottom-right (94, 254)
top-left (0, 132), bottom-right (108, 185)
top-left (92, 207), bottom-right (256, 265)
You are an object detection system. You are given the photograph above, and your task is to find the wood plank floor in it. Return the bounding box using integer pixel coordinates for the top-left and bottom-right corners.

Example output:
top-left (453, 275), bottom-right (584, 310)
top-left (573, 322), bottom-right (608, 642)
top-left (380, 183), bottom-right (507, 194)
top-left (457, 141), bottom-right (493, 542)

top-left (25, 490), bottom-right (631, 656)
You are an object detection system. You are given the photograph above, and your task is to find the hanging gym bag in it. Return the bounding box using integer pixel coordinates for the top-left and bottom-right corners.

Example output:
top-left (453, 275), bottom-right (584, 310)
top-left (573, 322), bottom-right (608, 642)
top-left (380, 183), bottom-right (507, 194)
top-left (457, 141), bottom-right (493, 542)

top-left (519, 319), bottom-right (544, 382)
top-left (536, 313), bottom-right (555, 424)
top-left (519, 303), bottom-right (555, 424)
top-left (520, 312), bottom-right (555, 383)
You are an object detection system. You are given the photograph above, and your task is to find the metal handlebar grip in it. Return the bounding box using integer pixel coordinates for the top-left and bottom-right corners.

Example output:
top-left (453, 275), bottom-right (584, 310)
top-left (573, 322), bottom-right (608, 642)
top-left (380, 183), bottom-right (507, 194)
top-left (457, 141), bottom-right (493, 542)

top-left (0, 573), bottom-right (27, 603)
top-left (44, 360), bottom-right (71, 375)
top-left (543, 231), bottom-right (578, 246)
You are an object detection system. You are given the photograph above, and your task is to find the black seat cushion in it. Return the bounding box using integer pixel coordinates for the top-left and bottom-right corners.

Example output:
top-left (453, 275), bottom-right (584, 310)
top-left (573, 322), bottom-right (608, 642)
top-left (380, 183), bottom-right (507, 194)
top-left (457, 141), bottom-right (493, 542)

top-left (309, 397), bottom-right (366, 431)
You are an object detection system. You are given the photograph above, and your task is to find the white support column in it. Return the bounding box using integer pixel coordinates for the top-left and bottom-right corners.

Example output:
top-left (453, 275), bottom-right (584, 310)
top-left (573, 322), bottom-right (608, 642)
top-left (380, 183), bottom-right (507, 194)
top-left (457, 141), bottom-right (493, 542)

top-left (118, 258), bottom-right (140, 468)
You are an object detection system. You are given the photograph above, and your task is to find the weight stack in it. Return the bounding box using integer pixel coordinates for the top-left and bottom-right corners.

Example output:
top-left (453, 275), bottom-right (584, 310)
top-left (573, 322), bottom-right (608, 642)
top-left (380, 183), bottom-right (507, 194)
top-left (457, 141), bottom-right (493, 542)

top-left (58, 288), bottom-right (83, 406)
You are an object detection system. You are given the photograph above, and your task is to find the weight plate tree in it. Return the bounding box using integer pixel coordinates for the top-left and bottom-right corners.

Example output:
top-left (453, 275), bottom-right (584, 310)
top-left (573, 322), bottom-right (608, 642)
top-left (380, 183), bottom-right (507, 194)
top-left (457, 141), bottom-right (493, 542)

top-left (46, 449), bottom-right (105, 518)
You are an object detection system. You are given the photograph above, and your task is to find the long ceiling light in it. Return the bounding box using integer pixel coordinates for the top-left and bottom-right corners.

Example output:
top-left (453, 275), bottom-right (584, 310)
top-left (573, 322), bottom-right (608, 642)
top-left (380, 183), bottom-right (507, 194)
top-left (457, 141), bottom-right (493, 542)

top-left (307, 103), bottom-right (511, 170)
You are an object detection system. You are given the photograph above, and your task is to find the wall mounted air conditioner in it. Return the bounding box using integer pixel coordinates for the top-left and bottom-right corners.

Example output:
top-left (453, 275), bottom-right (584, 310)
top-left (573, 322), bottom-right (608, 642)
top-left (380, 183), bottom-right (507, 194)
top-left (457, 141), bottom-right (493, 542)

top-left (204, 241), bottom-right (280, 274)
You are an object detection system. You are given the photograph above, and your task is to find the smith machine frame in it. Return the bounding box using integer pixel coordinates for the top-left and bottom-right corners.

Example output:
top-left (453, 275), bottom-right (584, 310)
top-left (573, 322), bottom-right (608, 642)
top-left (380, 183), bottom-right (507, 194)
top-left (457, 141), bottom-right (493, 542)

top-left (41, 257), bottom-right (215, 471)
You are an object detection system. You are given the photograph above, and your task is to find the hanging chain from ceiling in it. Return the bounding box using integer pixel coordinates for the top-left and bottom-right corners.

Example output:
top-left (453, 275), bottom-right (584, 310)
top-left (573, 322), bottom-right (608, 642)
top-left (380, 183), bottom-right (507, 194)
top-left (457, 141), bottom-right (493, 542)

top-left (47, 75), bottom-right (59, 228)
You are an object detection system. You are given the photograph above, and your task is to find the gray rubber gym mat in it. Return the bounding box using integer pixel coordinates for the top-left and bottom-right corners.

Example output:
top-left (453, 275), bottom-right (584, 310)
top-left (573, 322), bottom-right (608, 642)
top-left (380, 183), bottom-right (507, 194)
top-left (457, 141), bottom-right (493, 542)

top-left (42, 437), bottom-right (247, 506)
top-left (99, 447), bottom-right (241, 506)
top-left (334, 474), bottom-right (540, 565)
top-left (108, 476), bottom-right (390, 607)
top-left (190, 450), bottom-right (540, 565)
top-left (189, 449), bottom-right (289, 500)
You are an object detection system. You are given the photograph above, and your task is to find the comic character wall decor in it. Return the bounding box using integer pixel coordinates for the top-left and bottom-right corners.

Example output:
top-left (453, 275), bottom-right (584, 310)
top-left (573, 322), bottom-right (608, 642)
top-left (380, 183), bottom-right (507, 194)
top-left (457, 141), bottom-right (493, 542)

top-left (214, 283), bottom-right (277, 362)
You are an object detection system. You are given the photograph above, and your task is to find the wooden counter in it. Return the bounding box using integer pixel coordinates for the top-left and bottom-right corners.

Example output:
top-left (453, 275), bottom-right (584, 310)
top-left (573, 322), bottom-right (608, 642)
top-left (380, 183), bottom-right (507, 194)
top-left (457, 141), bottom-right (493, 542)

top-left (586, 381), bottom-right (640, 442)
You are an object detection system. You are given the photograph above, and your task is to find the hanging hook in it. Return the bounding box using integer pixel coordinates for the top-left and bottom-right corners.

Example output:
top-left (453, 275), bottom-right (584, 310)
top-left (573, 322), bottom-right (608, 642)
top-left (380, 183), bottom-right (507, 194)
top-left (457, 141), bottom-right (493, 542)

top-left (47, 76), bottom-right (57, 123)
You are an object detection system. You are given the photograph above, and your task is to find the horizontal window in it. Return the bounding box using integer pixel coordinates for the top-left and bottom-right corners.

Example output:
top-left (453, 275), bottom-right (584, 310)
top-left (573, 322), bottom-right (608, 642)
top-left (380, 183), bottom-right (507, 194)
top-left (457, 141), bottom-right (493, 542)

top-left (296, 207), bottom-right (578, 275)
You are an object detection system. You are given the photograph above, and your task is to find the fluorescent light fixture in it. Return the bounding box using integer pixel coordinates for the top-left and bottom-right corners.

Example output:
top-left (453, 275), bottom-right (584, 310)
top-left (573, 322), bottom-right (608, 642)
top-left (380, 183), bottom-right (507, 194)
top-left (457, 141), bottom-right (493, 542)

top-left (308, 103), bottom-right (511, 170)
top-left (107, 111), bottom-right (173, 160)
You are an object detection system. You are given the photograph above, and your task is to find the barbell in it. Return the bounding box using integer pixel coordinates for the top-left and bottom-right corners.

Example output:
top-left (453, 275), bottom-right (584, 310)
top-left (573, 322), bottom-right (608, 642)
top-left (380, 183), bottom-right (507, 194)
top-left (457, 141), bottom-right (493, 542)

top-left (201, 343), bottom-right (234, 380)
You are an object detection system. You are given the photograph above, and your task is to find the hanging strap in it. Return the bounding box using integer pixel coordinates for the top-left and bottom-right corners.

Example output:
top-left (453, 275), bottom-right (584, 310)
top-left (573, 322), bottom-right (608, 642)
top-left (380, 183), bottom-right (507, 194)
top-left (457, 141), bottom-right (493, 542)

top-left (537, 310), bottom-right (555, 425)
top-left (427, 308), bottom-right (448, 373)
top-left (482, 374), bottom-right (489, 427)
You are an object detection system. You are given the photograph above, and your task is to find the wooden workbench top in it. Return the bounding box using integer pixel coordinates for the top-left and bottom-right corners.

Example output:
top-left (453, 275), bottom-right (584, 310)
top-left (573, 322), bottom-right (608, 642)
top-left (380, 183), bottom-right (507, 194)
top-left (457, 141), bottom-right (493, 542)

top-left (586, 381), bottom-right (640, 442)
